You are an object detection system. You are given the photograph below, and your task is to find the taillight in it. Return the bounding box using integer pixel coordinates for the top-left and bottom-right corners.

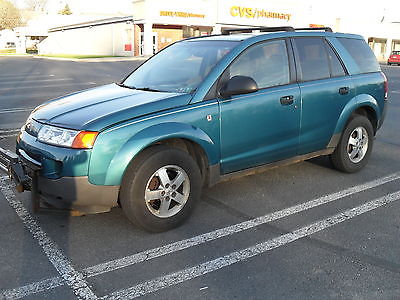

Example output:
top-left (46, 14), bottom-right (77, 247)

top-left (381, 71), bottom-right (388, 100)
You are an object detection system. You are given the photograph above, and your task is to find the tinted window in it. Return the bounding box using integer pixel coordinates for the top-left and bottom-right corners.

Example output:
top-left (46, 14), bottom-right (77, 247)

top-left (392, 51), bottom-right (400, 55)
top-left (338, 38), bottom-right (380, 73)
top-left (324, 41), bottom-right (346, 77)
top-left (228, 40), bottom-right (290, 89)
top-left (293, 38), bottom-right (330, 82)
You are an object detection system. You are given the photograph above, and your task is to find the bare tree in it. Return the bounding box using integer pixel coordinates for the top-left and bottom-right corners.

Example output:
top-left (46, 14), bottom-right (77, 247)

top-left (0, 0), bottom-right (22, 30)
top-left (24, 0), bottom-right (47, 11)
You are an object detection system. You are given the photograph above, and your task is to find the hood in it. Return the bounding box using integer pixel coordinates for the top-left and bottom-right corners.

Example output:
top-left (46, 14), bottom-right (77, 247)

top-left (30, 83), bottom-right (192, 131)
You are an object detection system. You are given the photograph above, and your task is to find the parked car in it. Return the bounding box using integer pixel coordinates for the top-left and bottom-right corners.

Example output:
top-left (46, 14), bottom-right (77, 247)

top-left (4, 27), bottom-right (387, 232)
top-left (388, 50), bottom-right (400, 65)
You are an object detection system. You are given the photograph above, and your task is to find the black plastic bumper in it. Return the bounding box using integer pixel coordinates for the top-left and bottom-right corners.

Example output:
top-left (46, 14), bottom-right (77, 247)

top-left (0, 147), bottom-right (119, 214)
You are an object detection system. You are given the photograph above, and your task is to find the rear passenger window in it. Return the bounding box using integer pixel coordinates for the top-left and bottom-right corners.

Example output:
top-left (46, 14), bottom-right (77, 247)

top-left (293, 38), bottom-right (330, 82)
top-left (324, 41), bottom-right (346, 77)
top-left (338, 38), bottom-right (381, 73)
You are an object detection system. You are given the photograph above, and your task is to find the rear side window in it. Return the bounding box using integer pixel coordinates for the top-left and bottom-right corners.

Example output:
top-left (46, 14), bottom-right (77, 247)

top-left (293, 38), bottom-right (330, 82)
top-left (324, 41), bottom-right (346, 77)
top-left (338, 38), bottom-right (380, 73)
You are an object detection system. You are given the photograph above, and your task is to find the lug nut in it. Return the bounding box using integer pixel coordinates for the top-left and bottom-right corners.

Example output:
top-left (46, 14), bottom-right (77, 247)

top-left (172, 192), bottom-right (176, 197)
top-left (165, 184), bottom-right (170, 188)
top-left (166, 196), bottom-right (170, 200)
top-left (161, 191), bottom-right (165, 196)
top-left (172, 185), bottom-right (176, 189)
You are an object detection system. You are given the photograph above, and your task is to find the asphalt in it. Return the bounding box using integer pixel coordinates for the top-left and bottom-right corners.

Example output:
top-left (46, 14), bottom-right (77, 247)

top-left (0, 57), bottom-right (399, 299)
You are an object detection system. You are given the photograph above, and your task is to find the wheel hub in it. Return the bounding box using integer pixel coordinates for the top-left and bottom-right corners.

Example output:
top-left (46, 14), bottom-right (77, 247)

top-left (144, 165), bottom-right (190, 218)
top-left (347, 126), bottom-right (368, 164)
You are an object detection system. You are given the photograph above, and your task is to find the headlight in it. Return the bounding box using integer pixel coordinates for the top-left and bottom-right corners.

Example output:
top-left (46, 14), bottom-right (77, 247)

top-left (37, 124), bottom-right (98, 149)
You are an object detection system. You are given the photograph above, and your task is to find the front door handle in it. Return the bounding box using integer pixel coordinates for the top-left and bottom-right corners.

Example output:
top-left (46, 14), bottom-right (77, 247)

top-left (339, 87), bottom-right (349, 95)
top-left (280, 95), bottom-right (294, 106)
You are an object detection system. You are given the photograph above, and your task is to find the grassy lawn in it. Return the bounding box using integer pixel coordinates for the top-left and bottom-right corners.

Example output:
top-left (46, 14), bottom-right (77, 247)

top-left (38, 54), bottom-right (122, 59)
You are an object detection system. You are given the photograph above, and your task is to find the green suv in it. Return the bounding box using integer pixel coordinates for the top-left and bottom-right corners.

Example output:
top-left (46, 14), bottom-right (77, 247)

top-left (4, 27), bottom-right (388, 232)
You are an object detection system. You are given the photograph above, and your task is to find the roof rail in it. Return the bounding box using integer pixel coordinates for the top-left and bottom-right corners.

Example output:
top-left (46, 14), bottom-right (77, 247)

top-left (221, 26), bottom-right (295, 35)
top-left (295, 27), bottom-right (333, 32)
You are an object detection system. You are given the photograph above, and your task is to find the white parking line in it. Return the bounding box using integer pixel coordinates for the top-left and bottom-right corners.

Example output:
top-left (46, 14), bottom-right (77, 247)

top-left (0, 178), bottom-right (98, 300)
top-left (0, 129), bottom-right (21, 138)
top-left (1, 172), bottom-right (399, 299)
top-left (0, 129), bottom-right (20, 134)
top-left (0, 78), bottom-right (74, 85)
top-left (0, 74), bottom-right (55, 79)
top-left (0, 108), bottom-right (34, 114)
top-left (83, 172), bottom-right (400, 278)
top-left (0, 134), bottom-right (18, 139)
top-left (0, 82), bottom-right (97, 91)
top-left (104, 190), bottom-right (400, 299)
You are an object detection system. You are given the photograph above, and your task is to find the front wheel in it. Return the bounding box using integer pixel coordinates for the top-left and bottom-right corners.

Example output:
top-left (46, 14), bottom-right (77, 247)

top-left (120, 145), bottom-right (202, 232)
top-left (330, 115), bottom-right (374, 173)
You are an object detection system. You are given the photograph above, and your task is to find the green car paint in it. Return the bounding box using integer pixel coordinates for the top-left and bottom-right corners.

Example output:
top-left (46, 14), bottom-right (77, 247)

top-left (16, 30), bottom-right (386, 194)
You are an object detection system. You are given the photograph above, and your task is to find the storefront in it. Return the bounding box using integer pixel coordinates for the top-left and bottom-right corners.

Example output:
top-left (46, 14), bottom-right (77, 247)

top-left (37, 0), bottom-right (400, 59)
top-left (132, 0), bottom-right (400, 60)
top-left (132, 0), bottom-right (315, 55)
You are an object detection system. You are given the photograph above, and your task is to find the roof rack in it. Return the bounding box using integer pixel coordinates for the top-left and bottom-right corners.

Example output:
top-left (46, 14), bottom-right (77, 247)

top-left (221, 26), bottom-right (333, 35)
top-left (295, 27), bottom-right (333, 32)
top-left (222, 26), bottom-right (294, 35)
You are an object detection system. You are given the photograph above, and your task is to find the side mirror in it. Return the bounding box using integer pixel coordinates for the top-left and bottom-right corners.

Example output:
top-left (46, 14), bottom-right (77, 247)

top-left (220, 75), bottom-right (258, 98)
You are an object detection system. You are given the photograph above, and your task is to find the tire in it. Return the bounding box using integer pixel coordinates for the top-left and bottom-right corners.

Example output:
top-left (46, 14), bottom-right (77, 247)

top-left (330, 115), bottom-right (374, 173)
top-left (120, 145), bottom-right (202, 232)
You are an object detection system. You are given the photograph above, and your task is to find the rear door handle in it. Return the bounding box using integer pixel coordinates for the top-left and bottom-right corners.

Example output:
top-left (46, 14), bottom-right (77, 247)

top-left (280, 95), bottom-right (294, 106)
top-left (339, 87), bottom-right (349, 95)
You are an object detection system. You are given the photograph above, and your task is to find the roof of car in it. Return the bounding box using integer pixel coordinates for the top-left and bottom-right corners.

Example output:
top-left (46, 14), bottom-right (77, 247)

top-left (184, 28), bottom-right (363, 43)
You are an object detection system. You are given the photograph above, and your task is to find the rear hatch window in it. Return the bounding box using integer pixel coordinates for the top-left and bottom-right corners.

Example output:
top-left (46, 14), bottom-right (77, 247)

top-left (337, 38), bottom-right (380, 74)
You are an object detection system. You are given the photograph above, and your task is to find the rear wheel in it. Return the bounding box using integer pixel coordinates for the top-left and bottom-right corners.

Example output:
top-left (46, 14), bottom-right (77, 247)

top-left (330, 115), bottom-right (374, 173)
top-left (120, 145), bottom-right (202, 232)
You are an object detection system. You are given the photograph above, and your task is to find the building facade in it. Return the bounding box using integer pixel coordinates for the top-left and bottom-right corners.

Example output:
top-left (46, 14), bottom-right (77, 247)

top-left (39, 0), bottom-right (400, 60)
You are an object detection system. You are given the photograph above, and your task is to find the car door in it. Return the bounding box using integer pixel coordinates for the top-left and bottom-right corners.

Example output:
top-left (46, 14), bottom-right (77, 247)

top-left (292, 37), bottom-right (355, 155)
top-left (218, 39), bottom-right (301, 174)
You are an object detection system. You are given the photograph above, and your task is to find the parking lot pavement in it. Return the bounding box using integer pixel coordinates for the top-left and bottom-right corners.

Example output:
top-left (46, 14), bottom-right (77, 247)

top-left (0, 58), bottom-right (399, 299)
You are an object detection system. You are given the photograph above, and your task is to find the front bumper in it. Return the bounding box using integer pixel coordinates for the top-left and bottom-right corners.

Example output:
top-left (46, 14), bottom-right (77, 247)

top-left (37, 176), bottom-right (119, 213)
top-left (1, 146), bottom-right (119, 214)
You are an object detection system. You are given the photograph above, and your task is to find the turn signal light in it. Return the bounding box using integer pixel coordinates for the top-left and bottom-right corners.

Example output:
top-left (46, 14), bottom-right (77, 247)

top-left (71, 131), bottom-right (98, 149)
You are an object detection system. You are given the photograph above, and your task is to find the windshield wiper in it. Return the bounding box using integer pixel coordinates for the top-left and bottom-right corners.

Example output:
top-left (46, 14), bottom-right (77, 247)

top-left (135, 87), bottom-right (166, 92)
top-left (116, 82), bottom-right (136, 89)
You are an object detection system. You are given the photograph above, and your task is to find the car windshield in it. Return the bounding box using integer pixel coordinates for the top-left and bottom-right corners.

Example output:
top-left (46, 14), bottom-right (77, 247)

top-left (123, 40), bottom-right (239, 93)
top-left (392, 51), bottom-right (400, 55)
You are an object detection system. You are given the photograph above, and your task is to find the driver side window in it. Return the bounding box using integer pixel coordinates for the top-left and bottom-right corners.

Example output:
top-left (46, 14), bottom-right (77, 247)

top-left (228, 39), bottom-right (290, 89)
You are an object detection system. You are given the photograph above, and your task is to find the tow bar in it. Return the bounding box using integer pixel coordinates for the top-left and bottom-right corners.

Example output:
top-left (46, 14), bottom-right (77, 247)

top-left (0, 147), bottom-right (83, 215)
